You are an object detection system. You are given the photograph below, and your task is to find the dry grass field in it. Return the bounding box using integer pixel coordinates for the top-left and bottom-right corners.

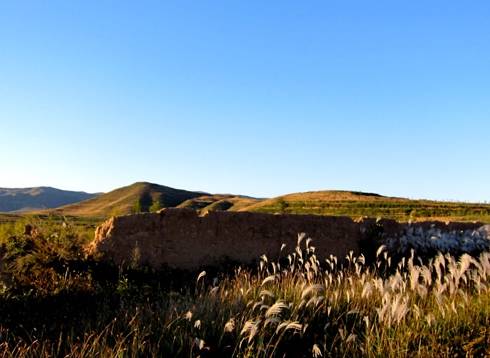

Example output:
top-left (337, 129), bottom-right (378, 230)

top-left (0, 218), bottom-right (488, 357)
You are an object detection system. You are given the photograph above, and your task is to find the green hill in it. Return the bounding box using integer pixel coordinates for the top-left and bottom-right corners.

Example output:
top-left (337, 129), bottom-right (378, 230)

top-left (239, 190), bottom-right (490, 222)
top-left (50, 182), bottom-right (207, 217)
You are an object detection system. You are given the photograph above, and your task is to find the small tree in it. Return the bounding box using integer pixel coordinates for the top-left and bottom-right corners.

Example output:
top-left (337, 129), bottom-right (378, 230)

top-left (278, 199), bottom-right (289, 214)
top-left (133, 200), bottom-right (142, 214)
top-left (150, 200), bottom-right (162, 213)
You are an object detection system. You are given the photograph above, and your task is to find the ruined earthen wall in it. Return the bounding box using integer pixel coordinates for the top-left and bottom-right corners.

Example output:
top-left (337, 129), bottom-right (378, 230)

top-left (89, 208), bottom-right (484, 270)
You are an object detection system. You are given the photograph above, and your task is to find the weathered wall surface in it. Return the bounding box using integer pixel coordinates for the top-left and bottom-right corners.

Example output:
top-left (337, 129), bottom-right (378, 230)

top-left (88, 208), bottom-right (485, 270)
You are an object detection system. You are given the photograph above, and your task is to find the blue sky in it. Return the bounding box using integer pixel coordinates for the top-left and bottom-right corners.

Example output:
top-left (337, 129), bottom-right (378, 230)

top-left (1, 1), bottom-right (489, 201)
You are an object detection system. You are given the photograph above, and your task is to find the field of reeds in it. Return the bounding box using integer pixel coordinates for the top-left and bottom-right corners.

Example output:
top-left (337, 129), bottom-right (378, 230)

top-left (0, 218), bottom-right (489, 357)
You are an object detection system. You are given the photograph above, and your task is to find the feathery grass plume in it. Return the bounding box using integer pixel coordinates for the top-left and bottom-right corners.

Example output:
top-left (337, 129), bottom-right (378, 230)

top-left (361, 281), bottom-right (373, 299)
top-left (376, 245), bottom-right (386, 258)
top-left (312, 343), bottom-right (323, 357)
top-left (259, 289), bottom-right (275, 300)
top-left (241, 320), bottom-right (260, 344)
top-left (297, 233), bottom-right (306, 247)
top-left (265, 301), bottom-right (289, 318)
top-left (301, 284), bottom-right (324, 300)
top-left (224, 318), bottom-right (235, 333)
top-left (184, 311), bottom-right (193, 321)
top-left (276, 321), bottom-right (303, 334)
top-left (197, 270), bottom-right (206, 284)
top-left (458, 254), bottom-right (474, 278)
top-left (261, 275), bottom-right (276, 286)
top-left (193, 338), bottom-right (205, 350)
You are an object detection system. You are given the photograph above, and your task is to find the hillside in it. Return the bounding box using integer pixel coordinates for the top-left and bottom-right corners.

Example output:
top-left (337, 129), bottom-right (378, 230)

top-left (50, 182), bottom-right (207, 217)
top-left (26, 184), bottom-right (490, 223)
top-left (0, 187), bottom-right (98, 213)
top-left (177, 194), bottom-right (262, 214)
top-left (239, 190), bottom-right (490, 222)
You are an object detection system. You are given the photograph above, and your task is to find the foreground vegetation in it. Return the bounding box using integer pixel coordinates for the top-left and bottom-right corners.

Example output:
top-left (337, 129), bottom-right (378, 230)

top-left (0, 219), bottom-right (489, 357)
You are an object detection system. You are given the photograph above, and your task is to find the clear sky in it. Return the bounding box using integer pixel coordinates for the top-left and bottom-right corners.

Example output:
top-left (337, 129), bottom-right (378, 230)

top-left (1, 1), bottom-right (489, 202)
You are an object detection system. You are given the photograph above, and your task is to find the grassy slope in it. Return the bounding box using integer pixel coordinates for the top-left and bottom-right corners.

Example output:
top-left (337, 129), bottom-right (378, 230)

top-left (177, 195), bottom-right (262, 213)
top-left (48, 182), bottom-right (206, 218)
top-left (239, 190), bottom-right (490, 223)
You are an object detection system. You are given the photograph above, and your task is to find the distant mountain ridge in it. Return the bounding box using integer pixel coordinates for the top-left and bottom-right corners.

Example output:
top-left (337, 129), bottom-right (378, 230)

top-left (0, 187), bottom-right (99, 213)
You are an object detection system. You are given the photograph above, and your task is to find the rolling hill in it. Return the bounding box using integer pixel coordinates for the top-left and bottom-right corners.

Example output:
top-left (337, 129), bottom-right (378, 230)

top-left (49, 182), bottom-right (208, 217)
top-left (238, 190), bottom-right (490, 222)
top-left (0, 187), bottom-right (99, 213)
top-left (177, 194), bottom-right (262, 213)
top-left (11, 182), bottom-right (489, 223)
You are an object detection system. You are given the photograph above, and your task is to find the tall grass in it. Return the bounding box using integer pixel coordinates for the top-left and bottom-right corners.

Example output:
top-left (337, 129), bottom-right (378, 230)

top-left (0, 223), bottom-right (488, 357)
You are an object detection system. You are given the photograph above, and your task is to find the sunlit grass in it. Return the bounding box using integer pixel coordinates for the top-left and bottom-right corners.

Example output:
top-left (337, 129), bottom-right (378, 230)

top-left (0, 222), bottom-right (488, 357)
